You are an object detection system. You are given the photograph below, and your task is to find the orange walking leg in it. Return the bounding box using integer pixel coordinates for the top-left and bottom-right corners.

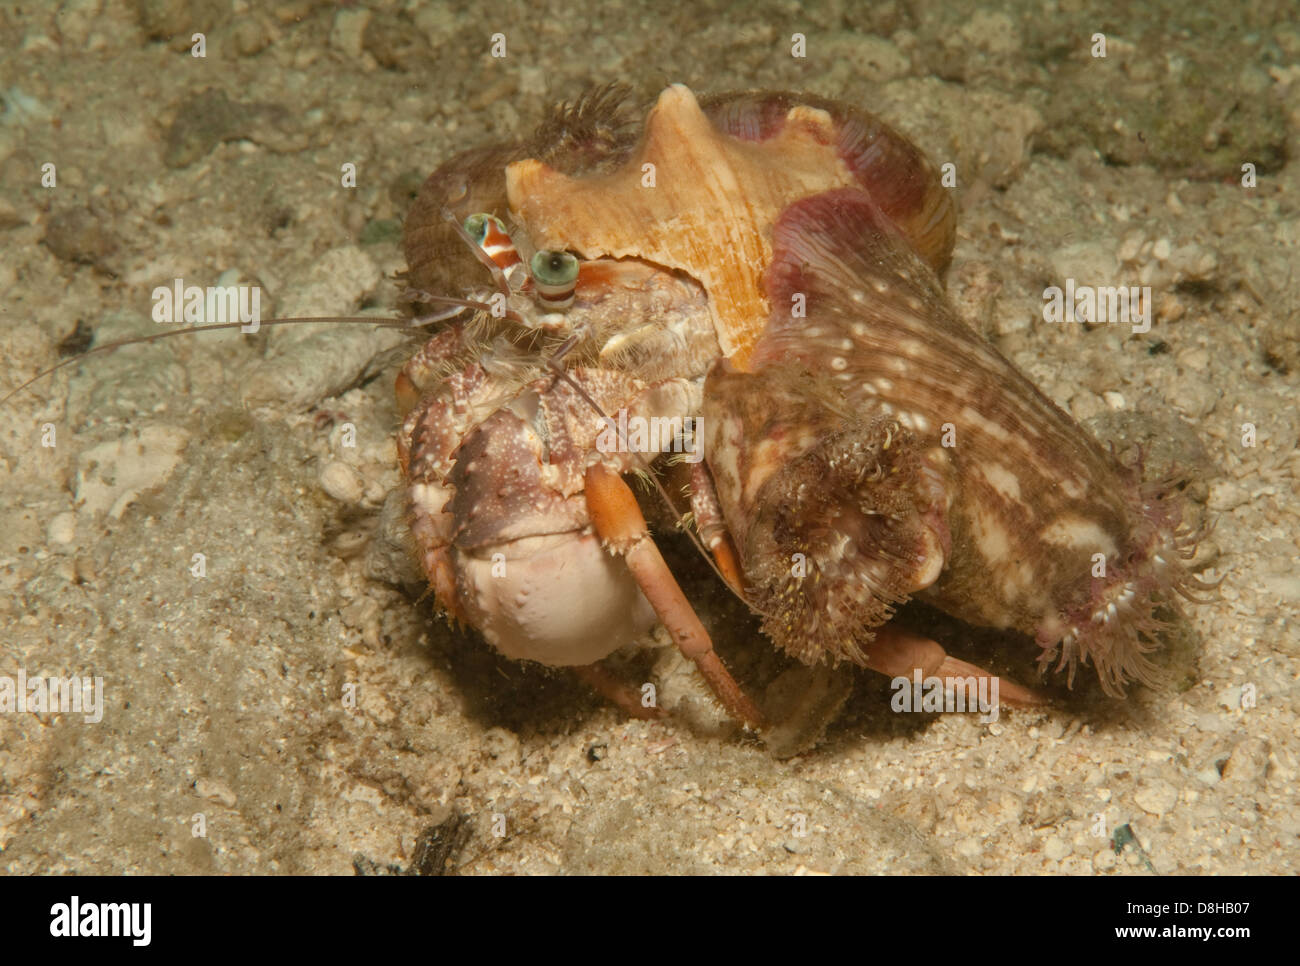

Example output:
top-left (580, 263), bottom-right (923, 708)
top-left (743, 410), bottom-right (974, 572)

top-left (585, 462), bottom-right (764, 728)
top-left (864, 625), bottom-right (1046, 708)
top-left (572, 662), bottom-right (666, 720)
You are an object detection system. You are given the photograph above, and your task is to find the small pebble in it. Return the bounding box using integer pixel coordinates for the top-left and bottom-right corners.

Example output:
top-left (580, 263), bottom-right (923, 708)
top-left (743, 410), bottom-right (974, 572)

top-left (47, 512), bottom-right (76, 546)
top-left (1117, 231), bottom-right (1145, 263)
top-left (232, 17), bottom-right (272, 56)
top-left (783, 837), bottom-right (809, 855)
top-left (1221, 737), bottom-right (1269, 787)
top-left (43, 206), bottom-right (119, 270)
top-left (1134, 780), bottom-right (1179, 816)
top-left (481, 727), bottom-right (520, 762)
top-left (194, 777), bottom-right (238, 808)
top-left (320, 461), bottom-right (364, 504)
top-left (331, 8), bottom-right (370, 58)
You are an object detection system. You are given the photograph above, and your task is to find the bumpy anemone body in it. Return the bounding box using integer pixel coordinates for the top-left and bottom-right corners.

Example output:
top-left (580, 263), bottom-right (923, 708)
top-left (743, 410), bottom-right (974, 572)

top-left (705, 189), bottom-right (1214, 695)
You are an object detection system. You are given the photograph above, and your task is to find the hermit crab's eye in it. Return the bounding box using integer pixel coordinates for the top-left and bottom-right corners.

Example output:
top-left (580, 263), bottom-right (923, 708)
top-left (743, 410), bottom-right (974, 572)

top-left (462, 212), bottom-right (524, 281)
top-left (462, 212), bottom-right (501, 244)
top-left (530, 250), bottom-right (580, 308)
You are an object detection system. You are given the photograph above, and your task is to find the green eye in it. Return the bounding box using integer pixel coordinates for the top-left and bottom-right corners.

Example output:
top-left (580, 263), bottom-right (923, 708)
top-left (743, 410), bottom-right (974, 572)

top-left (529, 250), bottom-right (580, 308)
top-left (530, 250), bottom-right (579, 287)
top-left (462, 212), bottom-right (501, 243)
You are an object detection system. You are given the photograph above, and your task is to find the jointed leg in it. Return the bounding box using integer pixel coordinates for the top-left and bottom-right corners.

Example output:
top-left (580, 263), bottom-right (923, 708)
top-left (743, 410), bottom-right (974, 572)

top-left (689, 462), bottom-right (746, 595)
top-left (573, 662), bottom-right (666, 720)
top-left (863, 625), bottom-right (1046, 708)
top-left (584, 462), bottom-right (764, 727)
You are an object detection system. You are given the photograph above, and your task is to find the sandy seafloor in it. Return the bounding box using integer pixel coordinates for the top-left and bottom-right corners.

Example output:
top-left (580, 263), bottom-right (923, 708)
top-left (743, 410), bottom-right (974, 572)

top-left (1, 0), bottom-right (1297, 875)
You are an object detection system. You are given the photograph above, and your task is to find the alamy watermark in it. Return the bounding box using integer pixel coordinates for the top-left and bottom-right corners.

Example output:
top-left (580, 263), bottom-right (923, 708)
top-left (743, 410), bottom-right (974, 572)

top-left (1042, 278), bottom-right (1151, 334)
top-left (0, 670), bottom-right (104, 722)
top-left (594, 409), bottom-right (702, 464)
top-left (151, 277), bottom-right (261, 332)
top-left (49, 896), bottom-right (150, 946)
top-left (890, 669), bottom-right (1000, 723)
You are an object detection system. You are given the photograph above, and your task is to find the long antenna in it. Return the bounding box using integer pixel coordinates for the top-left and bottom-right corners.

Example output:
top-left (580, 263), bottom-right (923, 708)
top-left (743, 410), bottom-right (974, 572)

top-left (0, 316), bottom-right (421, 407)
top-left (6, 215), bottom-right (757, 618)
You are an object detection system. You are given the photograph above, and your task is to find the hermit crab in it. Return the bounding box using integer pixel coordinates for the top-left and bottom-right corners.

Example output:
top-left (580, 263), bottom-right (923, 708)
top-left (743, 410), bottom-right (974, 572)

top-left (395, 83), bottom-right (1213, 730)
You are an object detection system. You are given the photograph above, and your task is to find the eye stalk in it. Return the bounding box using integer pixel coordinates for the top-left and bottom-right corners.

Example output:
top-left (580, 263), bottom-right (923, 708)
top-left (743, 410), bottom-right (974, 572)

top-left (530, 250), bottom-right (580, 308)
top-left (461, 212), bottom-right (523, 281)
top-left (462, 212), bottom-right (503, 244)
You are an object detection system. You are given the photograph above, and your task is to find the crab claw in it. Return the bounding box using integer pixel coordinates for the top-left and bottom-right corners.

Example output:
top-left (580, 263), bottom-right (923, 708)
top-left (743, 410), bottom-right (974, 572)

top-left (436, 407), bottom-right (660, 667)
